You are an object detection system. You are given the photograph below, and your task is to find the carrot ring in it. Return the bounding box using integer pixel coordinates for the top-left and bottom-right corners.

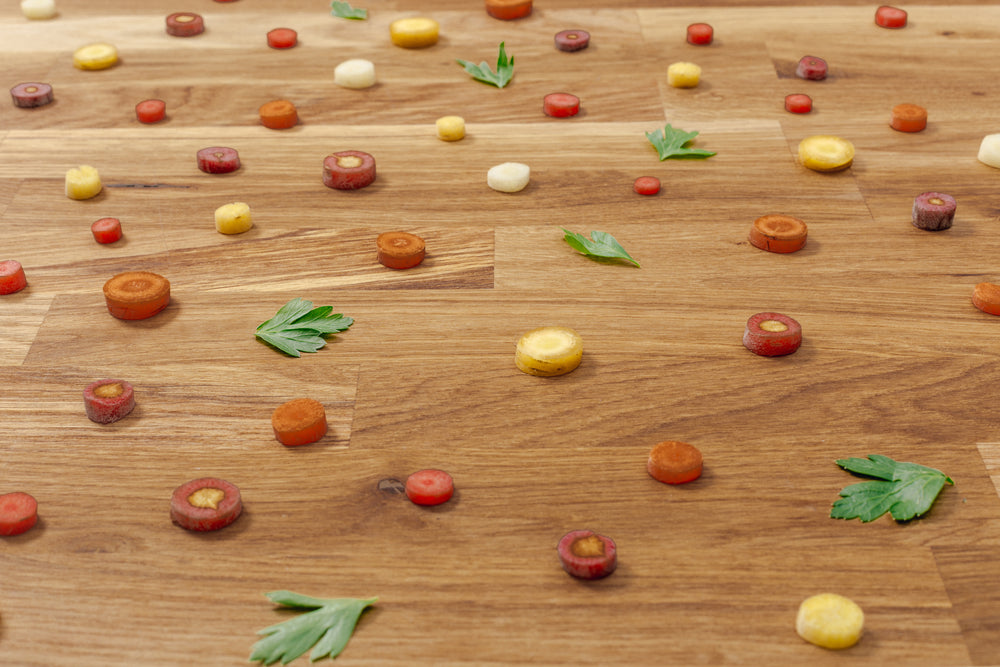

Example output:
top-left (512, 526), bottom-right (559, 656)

top-left (647, 440), bottom-right (703, 484)
top-left (83, 379), bottom-right (136, 424)
top-left (890, 103), bottom-right (927, 133)
top-left (271, 398), bottom-right (328, 446)
top-left (165, 12), bottom-right (204, 37)
top-left (323, 150), bottom-right (376, 190)
top-left (259, 99), bottom-right (298, 129)
top-left (0, 492), bottom-right (38, 536)
top-left (377, 231), bottom-right (426, 269)
top-left (405, 469), bottom-right (455, 506)
top-left (972, 282), bottom-right (1000, 316)
top-left (557, 529), bottom-right (617, 579)
top-left (102, 271), bottom-right (170, 320)
top-left (170, 478), bottom-right (242, 531)
top-left (0, 259), bottom-right (28, 295)
top-left (743, 312), bottom-right (802, 356)
top-left (749, 214), bottom-right (808, 253)
top-left (485, 0), bottom-right (532, 20)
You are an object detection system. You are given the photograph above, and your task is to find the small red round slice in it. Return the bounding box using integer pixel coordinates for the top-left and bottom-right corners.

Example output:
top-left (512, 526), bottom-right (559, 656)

top-left (686, 23), bottom-right (713, 45)
top-left (749, 214), bottom-right (808, 253)
top-left (554, 29), bottom-right (590, 52)
top-left (876, 5), bottom-right (907, 28)
top-left (166, 12), bottom-right (205, 37)
top-left (485, 0), bottom-right (532, 20)
top-left (377, 231), bottom-right (426, 269)
top-left (0, 492), bottom-right (38, 536)
top-left (0, 260), bottom-right (28, 295)
top-left (784, 93), bottom-right (812, 114)
top-left (135, 99), bottom-right (166, 124)
top-left (197, 146), bottom-right (241, 174)
top-left (796, 55), bottom-right (827, 80)
top-left (83, 378), bottom-right (136, 424)
top-left (267, 27), bottom-right (298, 49)
top-left (405, 469), bottom-right (454, 506)
top-left (543, 92), bottom-right (580, 118)
top-left (557, 529), bottom-right (617, 579)
top-left (743, 312), bottom-right (802, 357)
top-left (647, 440), bottom-right (703, 484)
top-left (323, 150), bottom-right (376, 190)
top-left (10, 82), bottom-right (53, 108)
top-left (91, 217), bottom-right (123, 244)
top-left (170, 477), bottom-right (242, 531)
top-left (633, 176), bottom-right (661, 195)
top-left (972, 282), bottom-right (1000, 316)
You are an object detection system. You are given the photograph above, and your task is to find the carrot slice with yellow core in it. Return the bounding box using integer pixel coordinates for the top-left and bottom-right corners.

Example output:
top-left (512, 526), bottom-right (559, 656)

top-left (515, 326), bottom-right (582, 376)
top-left (170, 477), bottom-right (242, 531)
top-left (83, 378), bottom-right (135, 423)
top-left (647, 440), bottom-right (703, 484)
top-left (389, 18), bottom-right (440, 48)
top-left (557, 530), bottom-right (617, 579)
top-left (749, 214), bottom-right (807, 253)
top-left (259, 100), bottom-right (298, 129)
top-left (272, 398), bottom-right (328, 446)
top-left (743, 312), bottom-right (802, 356)
top-left (377, 231), bottom-right (426, 269)
top-left (798, 135), bottom-right (854, 172)
top-left (72, 43), bottom-right (118, 70)
top-left (973, 282), bottom-right (1000, 316)
top-left (102, 271), bottom-right (170, 320)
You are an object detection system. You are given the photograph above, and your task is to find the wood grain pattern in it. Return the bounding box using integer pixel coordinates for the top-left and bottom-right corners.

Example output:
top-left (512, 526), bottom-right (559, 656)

top-left (3, 2), bottom-right (1000, 666)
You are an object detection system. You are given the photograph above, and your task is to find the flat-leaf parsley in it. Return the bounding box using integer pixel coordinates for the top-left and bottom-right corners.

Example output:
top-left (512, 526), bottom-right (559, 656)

top-left (456, 42), bottom-right (514, 88)
top-left (255, 298), bottom-right (354, 357)
top-left (562, 229), bottom-right (640, 267)
top-left (830, 454), bottom-right (953, 522)
top-left (330, 1), bottom-right (367, 19)
top-left (646, 124), bottom-right (716, 160)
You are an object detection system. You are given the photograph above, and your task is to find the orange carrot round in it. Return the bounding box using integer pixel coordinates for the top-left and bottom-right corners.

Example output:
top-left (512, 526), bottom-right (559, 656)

top-left (102, 271), bottom-right (170, 320)
top-left (271, 398), bottom-right (328, 446)
top-left (972, 282), bottom-right (1000, 316)
top-left (377, 231), bottom-right (426, 269)
top-left (890, 103), bottom-right (927, 133)
top-left (259, 99), bottom-right (298, 129)
top-left (485, 0), bottom-right (532, 20)
top-left (0, 492), bottom-right (38, 536)
top-left (749, 214), bottom-right (808, 254)
top-left (647, 440), bottom-right (703, 484)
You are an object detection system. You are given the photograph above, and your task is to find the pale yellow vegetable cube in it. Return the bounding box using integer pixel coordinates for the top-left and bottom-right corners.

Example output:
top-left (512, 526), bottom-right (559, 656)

top-left (214, 202), bottom-right (253, 235)
top-left (795, 593), bottom-right (864, 650)
top-left (436, 116), bottom-right (465, 141)
top-left (667, 62), bottom-right (701, 88)
top-left (65, 165), bottom-right (102, 200)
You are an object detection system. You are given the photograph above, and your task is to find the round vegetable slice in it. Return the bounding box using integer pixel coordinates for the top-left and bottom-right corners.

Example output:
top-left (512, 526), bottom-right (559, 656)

top-left (389, 17), bottom-right (440, 48)
top-left (543, 92), bottom-right (580, 118)
top-left (796, 593), bottom-right (864, 649)
top-left (405, 469), bottom-right (454, 506)
top-left (91, 217), bottom-right (122, 244)
top-left (0, 492), bottom-right (38, 536)
top-left (436, 116), bottom-right (465, 141)
top-left (214, 202), bottom-right (253, 235)
top-left (135, 99), bottom-right (166, 124)
top-left (749, 214), bottom-right (808, 253)
top-left (10, 82), bottom-right (53, 108)
top-left (633, 176), bottom-right (661, 196)
top-left (377, 231), bottom-right (426, 269)
top-left (21, 0), bottom-right (56, 20)
top-left (487, 162), bottom-right (530, 193)
top-left (972, 282), bottom-right (1000, 316)
top-left (796, 55), bottom-right (827, 80)
top-left (267, 27), bottom-right (297, 49)
top-left (515, 326), bottom-right (582, 376)
top-left (485, 0), bottom-right (532, 20)
top-left (323, 151), bottom-right (376, 190)
top-left (890, 103), bottom-right (927, 133)
top-left (170, 477), bottom-right (242, 532)
top-left (65, 165), bottom-right (102, 200)
top-left (557, 530), bottom-right (617, 579)
top-left (271, 398), bottom-right (328, 446)
top-left (259, 99), bottom-right (298, 129)
top-left (978, 133), bottom-right (1000, 168)
top-left (72, 43), bottom-right (118, 70)
top-left (83, 378), bottom-right (135, 424)
top-left (875, 5), bottom-right (907, 28)
top-left (686, 23), bottom-right (713, 45)
top-left (102, 271), bottom-right (170, 320)
top-left (667, 61), bottom-right (701, 88)
top-left (0, 260), bottom-right (28, 295)
top-left (554, 29), bottom-right (590, 52)
top-left (784, 93), bottom-right (812, 114)
top-left (912, 192), bottom-right (956, 231)
top-left (165, 12), bottom-right (204, 37)
top-left (798, 135), bottom-right (854, 172)
top-left (197, 146), bottom-right (240, 174)
top-left (647, 440), bottom-right (703, 484)
top-left (743, 312), bottom-right (802, 357)
top-left (334, 59), bottom-right (376, 89)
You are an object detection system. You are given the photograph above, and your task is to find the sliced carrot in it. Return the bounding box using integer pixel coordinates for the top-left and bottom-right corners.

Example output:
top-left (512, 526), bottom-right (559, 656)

top-left (0, 492), bottom-right (38, 536)
top-left (743, 311), bottom-right (802, 356)
top-left (165, 12), bottom-right (204, 37)
top-left (554, 30), bottom-right (590, 52)
top-left (267, 28), bottom-right (298, 49)
top-left (10, 82), bottom-right (53, 108)
top-left (890, 103), bottom-right (927, 133)
top-left (0, 260), bottom-right (28, 295)
top-left (543, 92), bottom-right (580, 118)
top-left (557, 529), bottom-right (617, 579)
top-left (170, 477), bottom-right (242, 531)
top-left (972, 282), bottom-right (1000, 316)
top-left (102, 271), bottom-right (170, 320)
top-left (135, 99), bottom-right (166, 124)
top-left (876, 5), bottom-right (907, 28)
top-left (259, 99), bottom-right (298, 129)
top-left (405, 469), bottom-right (454, 506)
top-left (271, 398), bottom-right (328, 446)
top-left (633, 176), bottom-right (661, 196)
top-left (686, 23), bottom-right (713, 45)
top-left (322, 151), bottom-right (376, 190)
top-left (91, 217), bottom-right (122, 244)
top-left (485, 0), bottom-right (532, 20)
top-left (749, 214), bottom-right (808, 254)
top-left (377, 231), bottom-right (426, 269)
top-left (83, 379), bottom-right (136, 424)
top-left (784, 94), bottom-right (812, 114)
top-left (647, 440), bottom-right (703, 484)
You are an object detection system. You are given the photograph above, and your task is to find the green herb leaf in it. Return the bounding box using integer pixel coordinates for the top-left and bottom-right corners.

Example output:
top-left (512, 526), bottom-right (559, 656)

top-left (645, 124), bottom-right (716, 160)
top-left (830, 454), bottom-right (953, 522)
top-left (330, 0), bottom-right (367, 19)
top-left (456, 42), bottom-right (514, 88)
top-left (562, 229), bottom-right (640, 267)
top-left (250, 592), bottom-right (377, 665)
top-left (255, 298), bottom-right (354, 357)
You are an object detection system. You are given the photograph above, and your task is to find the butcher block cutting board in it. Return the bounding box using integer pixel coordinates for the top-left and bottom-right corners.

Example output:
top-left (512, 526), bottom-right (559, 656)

top-left (3, 1), bottom-right (1000, 665)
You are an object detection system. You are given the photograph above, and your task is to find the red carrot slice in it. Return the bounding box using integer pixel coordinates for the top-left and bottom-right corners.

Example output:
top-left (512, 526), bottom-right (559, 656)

top-left (83, 379), bottom-right (136, 424)
top-left (259, 100), bottom-right (298, 129)
top-left (784, 93), bottom-right (812, 113)
top-left (102, 271), bottom-right (170, 320)
top-left (267, 28), bottom-right (298, 49)
top-left (749, 214), bottom-right (808, 253)
top-left (323, 151), bottom-right (376, 190)
top-left (170, 477), bottom-right (242, 531)
top-left (890, 103), bottom-right (927, 133)
top-left (796, 55), bottom-right (827, 80)
top-left (0, 260), bottom-right (27, 295)
top-left (405, 469), bottom-right (454, 506)
top-left (165, 12), bottom-right (204, 37)
top-left (91, 217), bottom-right (122, 244)
top-left (377, 231), bottom-right (426, 269)
top-left (912, 192), bottom-right (956, 231)
top-left (197, 146), bottom-right (241, 174)
top-left (554, 29), bottom-right (590, 51)
top-left (972, 282), bottom-right (1000, 316)
top-left (543, 92), bottom-right (580, 118)
top-left (876, 5), bottom-right (907, 28)
top-left (633, 176), bottom-right (661, 195)
top-left (271, 398), bottom-right (328, 446)
top-left (647, 440), bottom-right (703, 484)
top-left (557, 529), bottom-right (617, 579)
top-left (743, 312), bottom-right (802, 356)
top-left (135, 99), bottom-right (166, 124)
top-left (0, 492), bottom-right (38, 536)
top-left (485, 0), bottom-right (532, 20)
top-left (686, 23), bottom-right (713, 45)
top-left (10, 82), bottom-right (53, 108)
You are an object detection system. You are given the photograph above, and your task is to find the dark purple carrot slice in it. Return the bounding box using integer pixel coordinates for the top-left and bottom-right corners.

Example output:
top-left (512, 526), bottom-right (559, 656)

top-left (10, 82), bottom-right (53, 108)
top-left (557, 529), bottom-right (617, 579)
top-left (323, 151), bottom-right (376, 190)
top-left (166, 12), bottom-right (204, 37)
top-left (743, 312), bottom-right (802, 357)
top-left (197, 147), bottom-right (241, 174)
top-left (554, 29), bottom-right (590, 51)
top-left (796, 55), bottom-right (827, 80)
top-left (912, 192), bottom-right (956, 231)
top-left (170, 477), bottom-right (242, 531)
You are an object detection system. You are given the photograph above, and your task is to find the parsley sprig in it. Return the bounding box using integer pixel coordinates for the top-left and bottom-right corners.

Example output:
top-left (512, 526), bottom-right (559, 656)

top-left (255, 298), bottom-right (354, 357)
top-left (456, 42), bottom-right (514, 88)
top-left (562, 229), bottom-right (640, 267)
top-left (330, 1), bottom-right (367, 19)
top-left (250, 592), bottom-right (377, 665)
top-left (830, 454), bottom-right (953, 522)
top-left (646, 124), bottom-right (716, 160)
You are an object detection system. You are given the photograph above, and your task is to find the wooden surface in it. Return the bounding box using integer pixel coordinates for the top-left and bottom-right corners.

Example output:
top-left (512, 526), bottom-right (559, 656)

top-left (3, 2), bottom-right (1000, 665)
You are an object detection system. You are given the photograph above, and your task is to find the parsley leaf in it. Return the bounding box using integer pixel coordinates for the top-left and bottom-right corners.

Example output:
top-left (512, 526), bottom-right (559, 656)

top-left (250, 592), bottom-right (377, 665)
top-left (255, 298), bottom-right (354, 357)
top-left (330, 0), bottom-right (367, 19)
top-left (830, 454), bottom-right (954, 522)
top-left (562, 228), bottom-right (640, 267)
top-left (456, 42), bottom-right (514, 88)
top-left (645, 124), bottom-right (716, 160)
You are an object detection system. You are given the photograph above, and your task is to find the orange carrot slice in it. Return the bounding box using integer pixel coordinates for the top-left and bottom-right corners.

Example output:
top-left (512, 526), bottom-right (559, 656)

top-left (102, 271), bottom-right (170, 320)
top-left (890, 103), bottom-right (927, 132)
top-left (271, 398), bottom-right (328, 446)
top-left (485, 0), bottom-right (532, 20)
top-left (0, 492), bottom-right (38, 536)
top-left (377, 231), bottom-right (426, 269)
top-left (267, 28), bottom-right (298, 49)
top-left (972, 282), bottom-right (1000, 316)
top-left (0, 260), bottom-right (27, 295)
top-left (647, 440), bottom-right (703, 484)
top-left (749, 214), bottom-right (808, 253)
top-left (170, 478), bottom-right (242, 531)
top-left (259, 99), bottom-right (298, 129)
